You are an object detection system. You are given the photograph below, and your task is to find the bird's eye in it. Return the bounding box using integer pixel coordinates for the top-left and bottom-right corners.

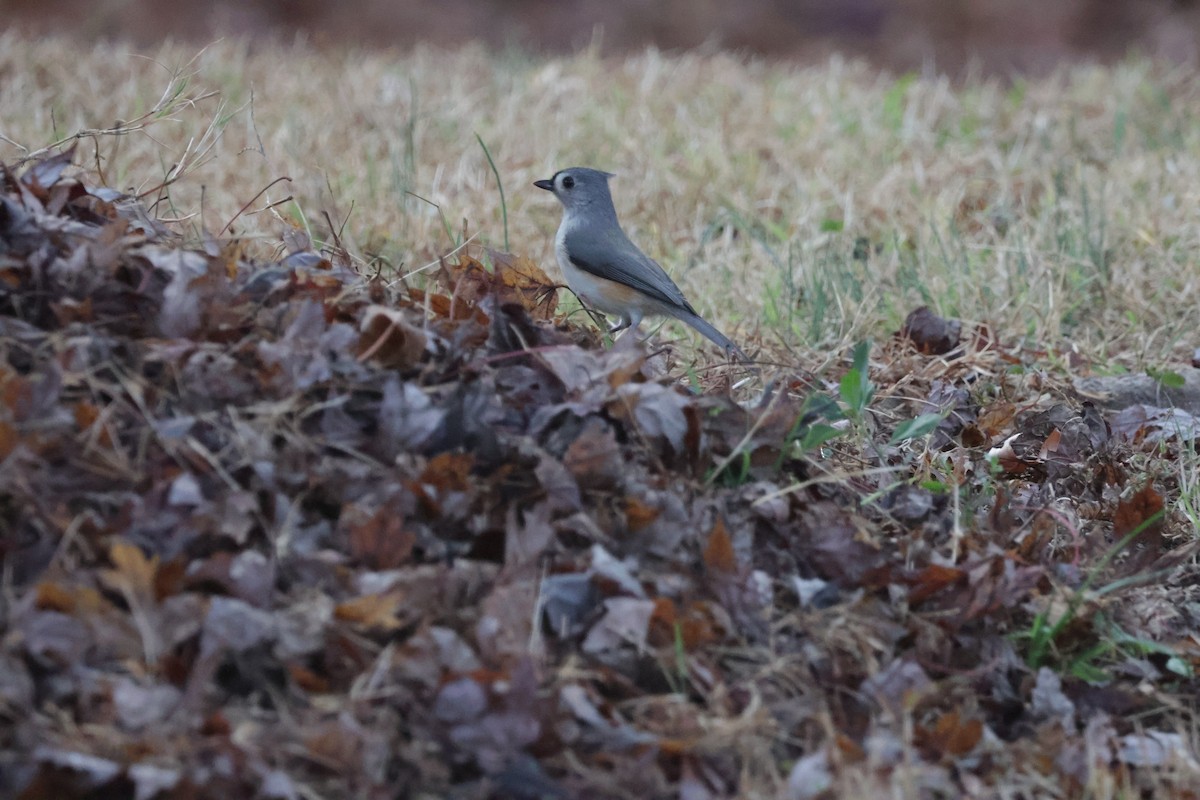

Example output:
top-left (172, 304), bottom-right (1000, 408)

top-left (561, 175), bottom-right (575, 190)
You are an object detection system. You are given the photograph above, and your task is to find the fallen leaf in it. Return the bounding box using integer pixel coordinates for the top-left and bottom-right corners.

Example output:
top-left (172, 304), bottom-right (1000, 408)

top-left (344, 501), bottom-right (416, 570)
top-left (334, 591), bottom-right (408, 632)
top-left (624, 496), bottom-right (661, 532)
top-left (1114, 484), bottom-right (1165, 539)
top-left (1113, 483), bottom-right (1166, 564)
top-left (916, 710), bottom-right (984, 759)
top-left (702, 517), bottom-right (738, 574)
top-left (900, 306), bottom-right (962, 355)
top-left (357, 304), bottom-right (427, 369)
top-left (648, 597), bottom-right (722, 649)
top-left (488, 249), bottom-right (559, 318)
top-left (610, 382), bottom-right (689, 456)
top-left (905, 564), bottom-right (968, 606)
top-left (102, 539), bottom-right (158, 600)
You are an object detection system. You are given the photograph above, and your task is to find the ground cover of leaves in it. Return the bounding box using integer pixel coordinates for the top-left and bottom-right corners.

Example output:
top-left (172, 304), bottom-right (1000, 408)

top-left (2, 151), bottom-right (1200, 800)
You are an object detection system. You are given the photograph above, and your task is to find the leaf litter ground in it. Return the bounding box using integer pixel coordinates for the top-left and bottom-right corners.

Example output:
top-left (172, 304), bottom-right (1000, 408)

top-left (1, 151), bottom-right (1200, 799)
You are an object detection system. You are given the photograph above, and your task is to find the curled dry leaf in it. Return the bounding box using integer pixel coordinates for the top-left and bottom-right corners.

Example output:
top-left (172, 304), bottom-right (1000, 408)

top-left (487, 249), bottom-right (559, 319)
top-left (357, 304), bottom-right (427, 369)
top-left (900, 306), bottom-right (962, 356)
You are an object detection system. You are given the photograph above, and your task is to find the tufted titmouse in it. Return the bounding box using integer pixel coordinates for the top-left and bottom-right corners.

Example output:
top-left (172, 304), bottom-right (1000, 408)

top-left (534, 167), bottom-right (750, 362)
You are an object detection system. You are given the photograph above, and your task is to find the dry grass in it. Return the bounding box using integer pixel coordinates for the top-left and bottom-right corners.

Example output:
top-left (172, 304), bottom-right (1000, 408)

top-left (2, 34), bottom-right (1199, 361)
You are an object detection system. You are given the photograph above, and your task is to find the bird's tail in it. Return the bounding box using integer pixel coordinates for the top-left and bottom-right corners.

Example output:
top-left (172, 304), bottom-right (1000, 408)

top-left (676, 310), bottom-right (751, 363)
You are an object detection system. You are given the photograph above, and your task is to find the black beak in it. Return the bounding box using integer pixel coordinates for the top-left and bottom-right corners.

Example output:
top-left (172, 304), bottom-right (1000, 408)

top-left (533, 179), bottom-right (554, 191)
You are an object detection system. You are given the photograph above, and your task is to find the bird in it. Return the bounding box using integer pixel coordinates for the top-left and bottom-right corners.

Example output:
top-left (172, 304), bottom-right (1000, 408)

top-left (534, 167), bottom-right (750, 362)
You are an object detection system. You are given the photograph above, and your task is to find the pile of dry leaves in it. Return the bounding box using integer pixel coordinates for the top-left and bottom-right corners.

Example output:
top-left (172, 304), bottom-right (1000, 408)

top-left (1, 151), bottom-right (1198, 799)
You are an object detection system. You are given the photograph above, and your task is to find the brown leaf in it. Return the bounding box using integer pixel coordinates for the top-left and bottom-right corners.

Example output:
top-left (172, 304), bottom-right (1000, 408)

top-left (412, 287), bottom-right (489, 324)
top-left (976, 401), bottom-right (1017, 438)
top-left (73, 400), bottom-right (115, 447)
top-left (900, 306), bottom-right (962, 355)
top-left (440, 253), bottom-right (492, 307)
top-left (1038, 427), bottom-right (1063, 459)
top-left (0, 419), bottom-right (15, 461)
top-left (1113, 484), bottom-right (1166, 563)
top-left (798, 503), bottom-right (882, 585)
top-left (916, 710), bottom-right (984, 759)
top-left (649, 596), bottom-right (679, 628)
top-left (562, 418), bottom-right (623, 490)
top-left (649, 597), bottom-right (723, 649)
top-left (345, 503), bottom-right (416, 570)
top-left (334, 591), bottom-right (408, 631)
top-left (33, 581), bottom-right (109, 615)
top-left (154, 558), bottom-right (187, 601)
top-left (624, 497), bottom-right (661, 532)
top-left (422, 452), bottom-right (474, 493)
top-left (488, 249), bottom-right (559, 318)
top-left (905, 564), bottom-right (968, 606)
top-left (702, 517), bottom-right (737, 575)
top-left (439, 251), bottom-right (559, 334)
top-left (303, 719), bottom-right (365, 772)
top-left (0, 365), bottom-right (34, 419)
top-left (537, 337), bottom-right (645, 393)
top-left (34, 581), bottom-right (78, 613)
top-left (288, 662), bottom-right (332, 693)
top-left (357, 305), bottom-right (427, 369)
top-left (72, 400), bottom-right (100, 430)
top-left (1114, 484), bottom-right (1165, 538)
top-left (199, 710), bottom-right (231, 736)
top-left (831, 732), bottom-right (865, 764)
top-left (1015, 511), bottom-right (1057, 560)
top-left (102, 539), bottom-right (158, 600)
top-left (51, 296), bottom-right (94, 325)
top-left (960, 423), bottom-right (987, 447)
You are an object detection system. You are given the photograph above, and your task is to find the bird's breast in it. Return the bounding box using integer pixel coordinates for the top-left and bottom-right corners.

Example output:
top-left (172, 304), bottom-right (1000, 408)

top-left (553, 222), bottom-right (645, 317)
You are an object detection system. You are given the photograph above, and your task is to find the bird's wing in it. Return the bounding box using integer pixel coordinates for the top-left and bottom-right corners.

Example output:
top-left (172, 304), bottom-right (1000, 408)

top-left (563, 225), bottom-right (698, 315)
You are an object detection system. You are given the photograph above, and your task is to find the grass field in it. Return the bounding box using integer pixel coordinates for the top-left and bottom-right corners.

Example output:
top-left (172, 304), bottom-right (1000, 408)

top-left (4, 33), bottom-right (1200, 799)
top-left (4, 34), bottom-right (1199, 364)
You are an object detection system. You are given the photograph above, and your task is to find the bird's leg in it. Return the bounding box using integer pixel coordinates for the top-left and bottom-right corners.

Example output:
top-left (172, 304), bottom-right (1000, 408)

top-left (608, 315), bottom-right (632, 334)
top-left (612, 313), bottom-right (646, 344)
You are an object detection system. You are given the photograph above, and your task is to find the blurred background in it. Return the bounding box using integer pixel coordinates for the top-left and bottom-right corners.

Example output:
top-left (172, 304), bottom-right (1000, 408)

top-left (5, 0), bottom-right (1200, 73)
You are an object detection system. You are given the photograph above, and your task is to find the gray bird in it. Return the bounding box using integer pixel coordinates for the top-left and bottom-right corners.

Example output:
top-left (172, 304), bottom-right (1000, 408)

top-left (534, 167), bottom-right (749, 362)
